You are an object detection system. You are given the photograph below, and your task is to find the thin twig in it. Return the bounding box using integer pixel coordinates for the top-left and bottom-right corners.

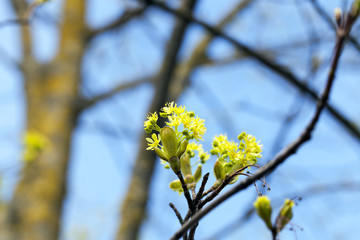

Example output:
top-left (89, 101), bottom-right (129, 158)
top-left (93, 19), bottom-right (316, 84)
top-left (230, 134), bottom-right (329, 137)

top-left (199, 166), bottom-right (254, 208)
top-left (176, 172), bottom-right (195, 213)
top-left (169, 203), bottom-right (184, 225)
top-left (86, 6), bottom-right (147, 41)
top-left (78, 77), bottom-right (152, 111)
top-left (188, 173), bottom-right (209, 240)
top-left (169, 6), bottom-right (357, 239)
top-left (310, 0), bottom-right (360, 52)
top-left (194, 173), bottom-right (209, 205)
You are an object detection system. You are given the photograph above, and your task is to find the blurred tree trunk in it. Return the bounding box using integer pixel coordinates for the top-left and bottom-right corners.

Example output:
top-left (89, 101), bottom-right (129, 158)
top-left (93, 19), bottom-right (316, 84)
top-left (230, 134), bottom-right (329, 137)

top-left (2, 1), bottom-right (86, 240)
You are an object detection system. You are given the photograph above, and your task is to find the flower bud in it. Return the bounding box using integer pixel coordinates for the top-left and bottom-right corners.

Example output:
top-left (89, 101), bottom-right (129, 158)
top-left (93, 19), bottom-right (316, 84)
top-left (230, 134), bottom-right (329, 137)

top-left (169, 156), bottom-right (181, 173)
top-left (176, 140), bottom-right (188, 158)
top-left (334, 7), bottom-right (342, 26)
top-left (238, 132), bottom-right (246, 141)
top-left (185, 174), bottom-right (195, 184)
top-left (144, 126), bottom-right (153, 133)
top-left (254, 196), bottom-right (273, 230)
top-left (155, 148), bottom-right (169, 161)
top-left (214, 161), bottom-right (225, 180)
top-left (210, 149), bottom-right (218, 155)
top-left (160, 127), bottom-right (178, 158)
top-left (169, 179), bottom-right (182, 191)
top-left (276, 199), bottom-right (294, 231)
top-left (180, 153), bottom-right (192, 176)
top-left (194, 165), bottom-right (202, 183)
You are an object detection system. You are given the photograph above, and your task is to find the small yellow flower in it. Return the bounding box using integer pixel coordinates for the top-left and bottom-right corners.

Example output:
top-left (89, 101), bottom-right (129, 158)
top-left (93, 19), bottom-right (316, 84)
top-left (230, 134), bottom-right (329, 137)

top-left (162, 102), bottom-right (185, 116)
top-left (166, 115), bottom-right (182, 128)
top-left (189, 117), bottom-right (206, 141)
top-left (146, 133), bottom-right (161, 150)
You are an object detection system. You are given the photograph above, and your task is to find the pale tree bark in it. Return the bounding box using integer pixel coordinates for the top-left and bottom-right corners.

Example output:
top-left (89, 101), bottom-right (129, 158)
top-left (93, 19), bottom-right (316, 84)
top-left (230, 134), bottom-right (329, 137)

top-left (2, 0), bottom-right (86, 240)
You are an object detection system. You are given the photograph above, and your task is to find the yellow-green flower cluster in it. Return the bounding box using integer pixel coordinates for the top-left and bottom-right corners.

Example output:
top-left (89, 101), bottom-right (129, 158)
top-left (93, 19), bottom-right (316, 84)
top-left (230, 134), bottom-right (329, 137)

top-left (144, 102), bottom-right (207, 165)
top-left (161, 102), bottom-right (206, 141)
top-left (211, 132), bottom-right (262, 183)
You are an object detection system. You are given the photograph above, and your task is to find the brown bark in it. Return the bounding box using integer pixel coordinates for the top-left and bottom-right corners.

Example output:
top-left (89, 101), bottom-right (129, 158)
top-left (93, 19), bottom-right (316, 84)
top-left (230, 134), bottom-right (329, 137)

top-left (3, 1), bottom-right (86, 240)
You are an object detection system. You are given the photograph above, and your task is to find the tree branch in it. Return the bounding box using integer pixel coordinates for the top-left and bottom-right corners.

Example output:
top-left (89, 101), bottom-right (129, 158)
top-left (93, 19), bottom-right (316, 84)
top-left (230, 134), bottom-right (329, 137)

top-left (310, 0), bottom-right (360, 52)
top-left (78, 77), bottom-right (152, 111)
top-left (152, 0), bottom-right (360, 141)
top-left (86, 6), bottom-right (147, 41)
top-left (169, 8), bottom-right (357, 239)
top-left (169, 203), bottom-right (184, 225)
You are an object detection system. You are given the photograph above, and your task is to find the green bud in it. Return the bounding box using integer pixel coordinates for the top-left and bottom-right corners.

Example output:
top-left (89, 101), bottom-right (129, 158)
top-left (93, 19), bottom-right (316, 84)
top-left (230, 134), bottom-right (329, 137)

top-left (214, 161), bottom-right (226, 180)
top-left (169, 179), bottom-right (182, 191)
top-left (276, 199), bottom-right (294, 231)
top-left (155, 148), bottom-right (169, 161)
top-left (194, 165), bottom-right (202, 183)
top-left (188, 111), bottom-right (195, 117)
top-left (160, 127), bottom-right (178, 158)
top-left (185, 174), bottom-right (195, 184)
top-left (145, 125), bottom-right (153, 134)
top-left (210, 149), bottom-right (218, 155)
top-left (169, 156), bottom-right (181, 173)
top-left (254, 196), bottom-right (273, 230)
top-left (238, 132), bottom-right (246, 141)
top-left (180, 153), bottom-right (192, 176)
top-left (200, 153), bottom-right (207, 164)
top-left (176, 140), bottom-right (188, 158)
top-left (182, 130), bottom-right (189, 136)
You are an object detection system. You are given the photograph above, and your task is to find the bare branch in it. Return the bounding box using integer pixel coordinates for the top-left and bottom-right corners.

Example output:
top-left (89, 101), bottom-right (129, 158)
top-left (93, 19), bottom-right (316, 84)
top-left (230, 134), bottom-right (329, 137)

top-left (86, 6), bottom-right (147, 41)
top-left (78, 77), bottom-right (152, 111)
top-left (169, 203), bottom-right (184, 225)
top-left (193, 173), bottom-right (209, 206)
top-left (169, 9), bottom-right (357, 239)
top-left (152, 0), bottom-right (360, 141)
top-left (310, 0), bottom-right (360, 52)
top-left (176, 171), bottom-right (195, 213)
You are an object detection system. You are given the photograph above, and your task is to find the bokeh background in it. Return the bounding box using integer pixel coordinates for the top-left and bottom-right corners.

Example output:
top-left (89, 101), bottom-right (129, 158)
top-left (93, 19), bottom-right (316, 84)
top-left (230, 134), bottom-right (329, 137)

top-left (0, 0), bottom-right (360, 239)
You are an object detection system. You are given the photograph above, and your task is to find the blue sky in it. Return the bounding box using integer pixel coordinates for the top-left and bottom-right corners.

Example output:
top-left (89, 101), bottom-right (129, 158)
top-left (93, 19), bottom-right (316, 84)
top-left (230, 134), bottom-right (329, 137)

top-left (1, 0), bottom-right (360, 239)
